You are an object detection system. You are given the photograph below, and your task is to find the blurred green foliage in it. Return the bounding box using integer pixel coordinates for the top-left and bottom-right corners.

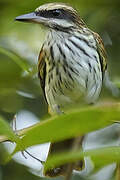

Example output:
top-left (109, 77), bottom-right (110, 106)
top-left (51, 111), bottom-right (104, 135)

top-left (0, 0), bottom-right (120, 180)
top-left (13, 104), bottom-right (120, 152)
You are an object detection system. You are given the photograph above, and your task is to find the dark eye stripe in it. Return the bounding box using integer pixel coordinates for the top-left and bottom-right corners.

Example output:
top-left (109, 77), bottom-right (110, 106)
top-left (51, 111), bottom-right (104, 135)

top-left (35, 9), bottom-right (61, 18)
top-left (35, 9), bottom-right (78, 23)
top-left (52, 9), bottom-right (61, 16)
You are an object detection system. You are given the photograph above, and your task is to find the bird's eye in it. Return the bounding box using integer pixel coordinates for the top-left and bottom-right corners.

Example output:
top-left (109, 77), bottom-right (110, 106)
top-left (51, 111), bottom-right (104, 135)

top-left (52, 10), bottom-right (61, 17)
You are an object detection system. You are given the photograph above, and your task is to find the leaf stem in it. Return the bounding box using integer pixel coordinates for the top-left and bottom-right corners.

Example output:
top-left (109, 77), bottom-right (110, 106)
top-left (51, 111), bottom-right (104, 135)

top-left (116, 164), bottom-right (120, 180)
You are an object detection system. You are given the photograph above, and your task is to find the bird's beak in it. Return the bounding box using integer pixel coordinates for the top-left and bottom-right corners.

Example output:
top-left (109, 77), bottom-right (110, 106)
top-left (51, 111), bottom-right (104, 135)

top-left (15, 12), bottom-right (44, 24)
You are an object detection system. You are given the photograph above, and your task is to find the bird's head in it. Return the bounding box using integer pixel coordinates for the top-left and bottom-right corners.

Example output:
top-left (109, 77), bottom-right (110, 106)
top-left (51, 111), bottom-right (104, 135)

top-left (15, 3), bottom-right (86, 31)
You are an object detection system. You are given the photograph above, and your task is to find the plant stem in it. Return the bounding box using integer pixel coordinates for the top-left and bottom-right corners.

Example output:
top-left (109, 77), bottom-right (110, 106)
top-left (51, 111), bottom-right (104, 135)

top-left (64, 136), bottom-right (84, 180)
top-left (116, 164), bottom-right (120, 180)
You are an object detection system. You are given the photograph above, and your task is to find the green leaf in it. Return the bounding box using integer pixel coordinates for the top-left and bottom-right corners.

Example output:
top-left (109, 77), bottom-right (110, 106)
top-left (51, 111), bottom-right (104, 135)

top-left (0, 47), bottom-right (30, 74)
top-left (44, 150), bottom-right (84, 172)
top-left (14, 103), bottom-right (120, 153)
top-left (44, 146), bottom-right (120, 172)
top-left (0, 116), bottom-right (25, 164)
top-left (0, 116), bottom-right (18, 142)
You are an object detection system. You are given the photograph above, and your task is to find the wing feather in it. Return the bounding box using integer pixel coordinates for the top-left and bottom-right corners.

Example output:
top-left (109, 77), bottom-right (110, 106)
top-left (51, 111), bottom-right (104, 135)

top-left (38, 47), bottom-right (47, 102)
top-left (93, 32), bottom-right (107, 75)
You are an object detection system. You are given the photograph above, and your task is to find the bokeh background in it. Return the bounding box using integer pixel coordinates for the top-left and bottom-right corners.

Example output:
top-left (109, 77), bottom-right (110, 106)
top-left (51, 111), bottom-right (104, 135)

top-left (0, 0), bottom-right (120, 180)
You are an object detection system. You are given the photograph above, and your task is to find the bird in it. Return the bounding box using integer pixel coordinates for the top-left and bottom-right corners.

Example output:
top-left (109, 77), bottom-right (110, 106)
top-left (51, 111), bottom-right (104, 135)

top-left (15, 2), bottom-right (107, 178)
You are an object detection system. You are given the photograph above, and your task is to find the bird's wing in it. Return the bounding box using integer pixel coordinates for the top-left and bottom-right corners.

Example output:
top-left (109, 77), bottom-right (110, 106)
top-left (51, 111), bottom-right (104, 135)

top-left (93, 32), bottom-right (107, 74)
top-left (38, 47), bottom-right (47, 102)
top-left (93, 32), bottom-right (120, 97)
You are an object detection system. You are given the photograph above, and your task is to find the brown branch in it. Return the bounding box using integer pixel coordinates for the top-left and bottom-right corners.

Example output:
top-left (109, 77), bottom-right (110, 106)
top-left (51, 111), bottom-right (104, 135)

top-left (116, 164), bottom-right (120, 180)
top-left (0, 123), bottom-right (37, 143)
top-left (64, 136), bottom-right (84, 180)
top-left (0, 135), bottom-right (8, 143)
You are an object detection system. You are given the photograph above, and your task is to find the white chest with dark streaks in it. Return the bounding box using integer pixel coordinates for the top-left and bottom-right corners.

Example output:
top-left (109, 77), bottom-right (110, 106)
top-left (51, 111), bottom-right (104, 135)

top-left (43, 29), bottom-right (103, 112)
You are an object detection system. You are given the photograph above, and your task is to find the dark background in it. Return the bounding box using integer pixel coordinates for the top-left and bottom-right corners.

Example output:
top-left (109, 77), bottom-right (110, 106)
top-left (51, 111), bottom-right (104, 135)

top-left (0, 0), bottom-right (120, 179)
